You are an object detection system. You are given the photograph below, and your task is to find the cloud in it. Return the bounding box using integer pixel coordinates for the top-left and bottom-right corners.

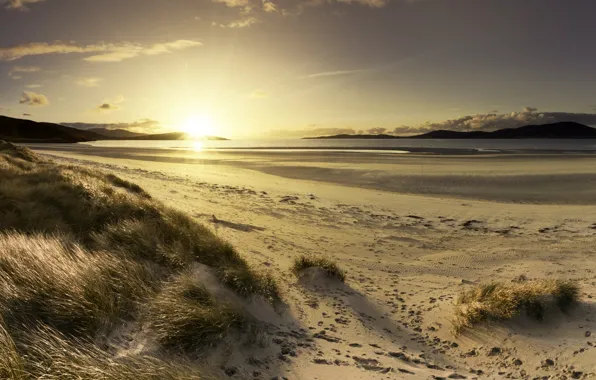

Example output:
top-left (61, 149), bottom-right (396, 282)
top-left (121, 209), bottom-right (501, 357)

top-left (75, 77), bottom-right (102, 87)
top-left (390, 108), bottom-right (596, 135)
top-left (216, 17), bottom-right (259, 28)
top-left (19, 91), bottom-right (49, 106)
top-left (0, 40), bottom-right (202, 62)
top-left (335, 0), bottom-right (388, 7)
top-left (8, 65), bottom-right (40, 79)
top-left (96, 95), bottom-right (124, 112)
top-left (25, 84), bottom-right (42, 88)
top-left (213, 0), bottom-right (250, 7)
top-left (209, 0), bottom-right (392, 26)
top-left (22, 113), bottom-right (32, 116)
top-left (62, 119), bottom-right (163, 134)
top-left (263, 0), bottom-right (277, 12)
top-left (367, 127), bottom-right (387, 134)
top-left (3, 0), bottom-right (44, 11)
top-left (250, 89), bottom-right (268, 98)
top-left (97, 103), bottom-right (121, 111)
top-left (302, 69), bottom-right (363, 79)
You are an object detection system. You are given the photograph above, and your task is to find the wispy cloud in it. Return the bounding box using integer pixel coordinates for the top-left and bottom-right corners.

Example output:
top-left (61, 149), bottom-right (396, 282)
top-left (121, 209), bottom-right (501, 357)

top-left (8, 65), bottom-right (40, 79)
top-left (0, 40), bottom-right (202, 62)
top-left (3, 0), bottom-right (44, 11)
top-left (336, 0), bottom-right (388, 7)
top-left (75, 77), bottom-right (103, 87)
top-left (25, 84), bottom-right (42, 88)
top-left (213, 0), bottom-right (250, 7)
top-left (302, 69), bottom-right (363, 79)
top-left (19, 91), bottom-right (49, 106)
top-left (215, 17), bottom-right (259, 28)
top-left (208, 0), bottom-right (393, 26)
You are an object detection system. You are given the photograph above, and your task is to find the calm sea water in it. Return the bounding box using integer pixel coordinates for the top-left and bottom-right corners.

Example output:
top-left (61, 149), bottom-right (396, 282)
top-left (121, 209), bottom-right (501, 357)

top-left (81, 138), bottom-right (596, 153)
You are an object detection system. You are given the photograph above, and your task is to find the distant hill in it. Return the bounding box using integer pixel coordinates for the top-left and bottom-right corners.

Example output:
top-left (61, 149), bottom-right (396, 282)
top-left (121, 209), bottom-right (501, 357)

top-left (87, 128), bottom-right (146, 138)
top-left (0, 116), bottom-right (102, 143)
top-left (305, 133), bottom-right (400, 140)
top-left (0, 116), bottom-right (230, 142)
top-left (305, 122), bottom-right (596, 140)
top-left (126, 132), bottom-right (229, 141)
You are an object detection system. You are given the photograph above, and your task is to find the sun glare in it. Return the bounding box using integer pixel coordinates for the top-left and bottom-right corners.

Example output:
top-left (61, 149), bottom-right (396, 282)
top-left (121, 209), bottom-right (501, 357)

top-left (182, 115), bottom-right (216, 138)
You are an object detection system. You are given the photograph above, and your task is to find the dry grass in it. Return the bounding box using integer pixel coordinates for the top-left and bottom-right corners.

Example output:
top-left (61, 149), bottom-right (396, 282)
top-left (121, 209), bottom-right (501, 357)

top-left (453, 279), bottom-right (580, 333)
top-left (292, 255), bottom-right (346, 282)
top-left (148, 272), bottom-right (244, 351)
top-left (0, 141), bottom-right (279, 378)
top-left (17, 326), bottom-right (204, 380)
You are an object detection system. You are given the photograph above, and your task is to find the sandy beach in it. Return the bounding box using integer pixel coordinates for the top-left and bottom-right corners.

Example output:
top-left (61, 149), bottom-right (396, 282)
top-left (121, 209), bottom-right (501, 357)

top-left (29, 144), bottom-right (596, 379)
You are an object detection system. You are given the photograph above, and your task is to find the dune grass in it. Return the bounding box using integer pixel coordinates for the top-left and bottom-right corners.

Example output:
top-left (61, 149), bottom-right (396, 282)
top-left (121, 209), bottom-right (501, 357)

top-left (292, 255), bottom-right (346, 282)
top-left (453, 279), bottom-right (580, 333)
top-left (148, 272), bottom-right (244, 351)
top-left (0, 141), bottom-right (278, 378)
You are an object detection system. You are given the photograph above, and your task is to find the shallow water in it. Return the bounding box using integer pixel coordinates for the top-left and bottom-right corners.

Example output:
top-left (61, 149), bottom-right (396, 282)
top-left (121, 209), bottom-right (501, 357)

top-left (81, 138), bottom-right (596, 154)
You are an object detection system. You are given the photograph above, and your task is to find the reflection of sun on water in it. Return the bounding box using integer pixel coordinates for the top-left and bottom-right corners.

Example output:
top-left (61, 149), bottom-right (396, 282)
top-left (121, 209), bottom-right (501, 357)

top-left (182, 115), bottom-right (216, 139)
top-left (192, 141), bottom-right (204, 152)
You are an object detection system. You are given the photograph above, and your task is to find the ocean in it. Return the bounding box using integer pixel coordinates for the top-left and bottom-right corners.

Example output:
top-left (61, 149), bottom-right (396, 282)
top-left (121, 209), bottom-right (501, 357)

top-left (81, 138), bottom-right (596, 154)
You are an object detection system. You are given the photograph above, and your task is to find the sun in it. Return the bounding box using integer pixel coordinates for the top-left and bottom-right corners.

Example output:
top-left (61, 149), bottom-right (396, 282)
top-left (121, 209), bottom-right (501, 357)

top-left (181, 115), bottom-right (216, 138)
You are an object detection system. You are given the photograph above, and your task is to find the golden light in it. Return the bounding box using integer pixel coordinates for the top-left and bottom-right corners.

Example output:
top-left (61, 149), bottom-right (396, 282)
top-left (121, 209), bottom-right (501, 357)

top-left (181, 115), bottom-right (216, 138)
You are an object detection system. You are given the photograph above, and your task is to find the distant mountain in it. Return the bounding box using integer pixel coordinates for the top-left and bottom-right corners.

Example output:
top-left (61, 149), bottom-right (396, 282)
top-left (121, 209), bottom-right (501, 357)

top-left (305, 122), bottom-right (596, 140)
top-left (0, 116), bottom-right (230, 142)
top-left (305, 133), bottom-right (400, 140)
top-left (87, 128), bottom-right (146, 138)
top-left (0, 115), bottom-right (102, 143)
top-left (416, 122), bottom-right (596, 139)
top-left (126, 132), bottom-right (228, 141)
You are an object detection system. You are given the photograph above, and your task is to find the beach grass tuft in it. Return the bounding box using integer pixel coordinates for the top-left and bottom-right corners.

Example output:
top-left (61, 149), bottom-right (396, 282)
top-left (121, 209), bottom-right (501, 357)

top-left (453, 279), bottom-right (580, 333)
top-left (292, 255), bottom-right (346, 282)
top-left (147, 272), bottom-right (244, 351)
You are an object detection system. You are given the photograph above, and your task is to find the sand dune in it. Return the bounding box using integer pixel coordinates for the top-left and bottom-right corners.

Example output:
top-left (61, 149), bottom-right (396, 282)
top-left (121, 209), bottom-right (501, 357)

top-left (28, 145), bottom-right (596, 379)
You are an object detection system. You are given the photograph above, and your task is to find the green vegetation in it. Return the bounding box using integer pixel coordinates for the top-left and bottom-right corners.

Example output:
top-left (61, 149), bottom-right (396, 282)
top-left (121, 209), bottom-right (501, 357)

top-left (454, 279), bottom-right (580, 333)
top-left (292, 255), bottom-right (346, 282)
top-left (0, 141), bottom-right (278, 378)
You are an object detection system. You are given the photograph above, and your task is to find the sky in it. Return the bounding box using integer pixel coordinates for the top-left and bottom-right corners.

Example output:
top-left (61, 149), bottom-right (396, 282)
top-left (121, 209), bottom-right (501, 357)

top-left (1, 0), bottom-right (596, 138)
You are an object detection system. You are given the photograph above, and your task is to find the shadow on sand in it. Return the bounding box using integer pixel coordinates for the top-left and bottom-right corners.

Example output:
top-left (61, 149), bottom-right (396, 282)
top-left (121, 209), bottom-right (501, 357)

top-left (212, 216), bottom-right (266, 233)
top-left (296, 268), bottom-right (456, 371)
top-left (458, 301), bottom-right (596, 345)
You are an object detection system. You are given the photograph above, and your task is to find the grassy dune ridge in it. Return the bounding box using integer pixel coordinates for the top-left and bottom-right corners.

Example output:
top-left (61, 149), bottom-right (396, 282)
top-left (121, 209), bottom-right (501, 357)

top-left (0, 141), bottom-right (278, 379)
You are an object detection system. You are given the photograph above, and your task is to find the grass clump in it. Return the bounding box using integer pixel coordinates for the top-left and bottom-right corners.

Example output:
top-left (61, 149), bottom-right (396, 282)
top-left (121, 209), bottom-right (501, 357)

top-left (292, 255), bottom-right (346, 282)
top-left (454, 279), bottom-right (580, 333)
top-left (148, 273), bottom-right (244, 351)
